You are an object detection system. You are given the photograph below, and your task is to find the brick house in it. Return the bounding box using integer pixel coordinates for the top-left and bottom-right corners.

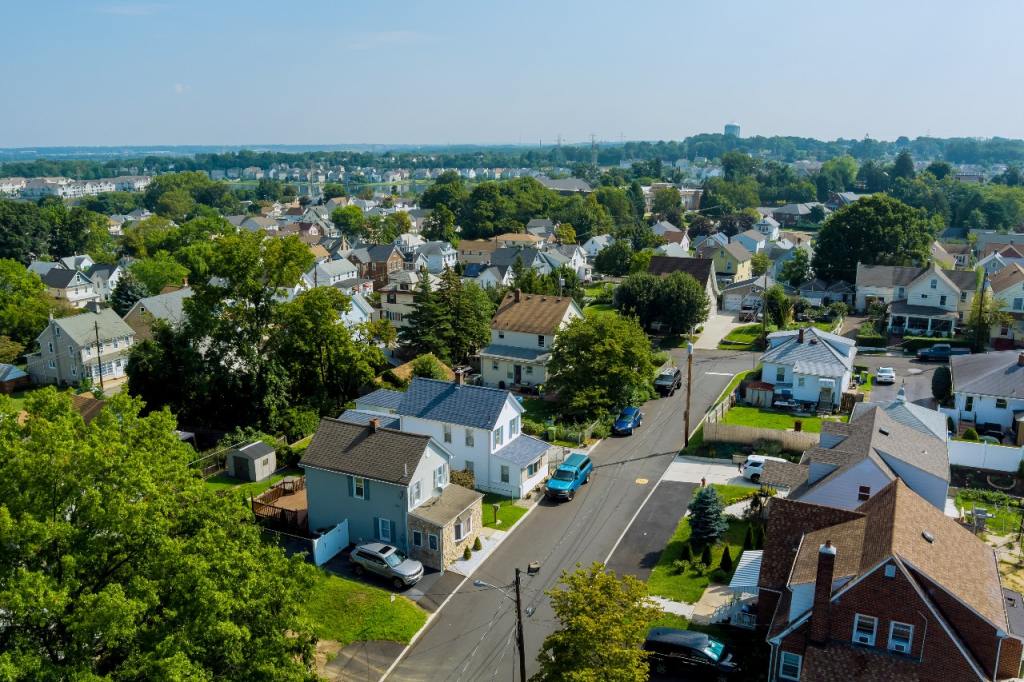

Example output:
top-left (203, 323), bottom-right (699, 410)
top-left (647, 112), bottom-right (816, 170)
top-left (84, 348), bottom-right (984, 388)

top-left (758, 480), bottom-right (1024, 681)
top-left (345, 244), bottom-right (405, 288)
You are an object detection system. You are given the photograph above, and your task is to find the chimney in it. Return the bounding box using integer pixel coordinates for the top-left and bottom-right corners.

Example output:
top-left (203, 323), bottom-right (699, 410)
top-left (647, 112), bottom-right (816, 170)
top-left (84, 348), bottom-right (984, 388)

top-left (1018, 352), bottom-right (1024, 367)
top-left (369, 418), bottom-right (380, 432)
top-left (455, 368), bottom-right (465, 386)
top-left (798, 328), bottom-right (805, 344)
top-left (514, 288), bottom-right (522, 303)
top-left (810, 540), bottom-right (837, 644)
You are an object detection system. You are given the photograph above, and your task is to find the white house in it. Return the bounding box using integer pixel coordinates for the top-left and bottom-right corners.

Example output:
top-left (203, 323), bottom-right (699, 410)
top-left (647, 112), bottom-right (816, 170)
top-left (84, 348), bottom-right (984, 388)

top-left (582, 234), bottom-right (614, 260)
top-left (307, 258), bottom-right (359, 287)
top-left (353, 377), bottom-right (553, 498)
top-left (480, 289), bottom-right (583, 389)
top-left (732, 229), bottom-right (768, 255)
top-left (855, 262), bottom-right (978, 335)
top-left (761, 399), bottom-right (950, 512)
top-left (340, 292), bottom-right (375, 330)
top-left (989, 264), bottom-right (1024, 346)
top-left (654, 241), bottom-right (690, 258)
top-left (416, 241), bottom-right (458, 273)
top-left (760, 327), bottom-right (856, 410)
top-left (950, 351), bottom-right (1024, 437)
top-left (85, 263), bottom-right (122, 301)
top-left (754, 215), bottom-right (780, 241)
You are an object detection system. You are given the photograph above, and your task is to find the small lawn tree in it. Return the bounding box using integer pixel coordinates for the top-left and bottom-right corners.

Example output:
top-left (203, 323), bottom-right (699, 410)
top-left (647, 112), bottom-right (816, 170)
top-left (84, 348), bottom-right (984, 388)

top-left (932, 365), bottom-right (953, 404)
top-left (688, 486), bottom-right (728, 546)
top-left (719, 546), bottom-right (734, 573)
top-left (534, 562), bottom-right (659, 682)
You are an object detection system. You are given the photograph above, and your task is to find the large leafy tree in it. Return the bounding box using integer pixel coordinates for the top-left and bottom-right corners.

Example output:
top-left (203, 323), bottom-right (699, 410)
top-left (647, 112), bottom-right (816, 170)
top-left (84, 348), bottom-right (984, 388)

top-left (780, 248), bottom-right (812, 286)
top-left (655, 272), bottom-right (710, 335)
top-left (329, 205), bottom-right (367, 238)
top-left (0, 259), bottom-right (65, 345)
top-left (533, 562), bottom-right (659, 682)
top-left (812, 195), bottom-right (935, 282)
top-left (110, 270), bottom-right (150, 315)
top-left (613, 272), bottom-right (661, 325)
top-left (0, 388), bottom-right (317, 680)
top-left (0, 199), bottom-right (51, 263)
top-left (437, 269), bottom-right (493, 364)
top-left (129, 250), bottom-right (190, 294)
top-left (421, 204), bottom-right (458, 243)
top-left (547, 314), bottom-right (657, 419)
top-left (594, 240), bottom-right (634, 276)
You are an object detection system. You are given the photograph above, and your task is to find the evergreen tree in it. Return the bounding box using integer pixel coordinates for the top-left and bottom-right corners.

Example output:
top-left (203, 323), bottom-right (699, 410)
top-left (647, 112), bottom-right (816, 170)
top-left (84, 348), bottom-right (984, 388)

top-left (755, 525), bottom-right (766, 549)
top-left (688, 486), bottom-right (728, 545)
top-left (719, 546), bottom-right (734, 573)
top-left (626, 180), bottom-right (646, 221)
top-left (110, 270), bottom-right (151, 316)
top-left (700, 543), bottom-right (713, 568)
top-left (932, 365), bottom-right (953, 403)
top-left (743, 525), bottom-right (755, 552)
top-left (399, 270), bottom-right (453, 363)
top-left (682, 542), bottom-right (693, 563)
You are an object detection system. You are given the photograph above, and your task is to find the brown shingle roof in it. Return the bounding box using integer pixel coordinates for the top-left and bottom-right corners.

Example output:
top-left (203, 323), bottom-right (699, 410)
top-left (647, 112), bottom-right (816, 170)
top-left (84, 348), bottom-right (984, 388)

top-left (300, 418), bottom-right (431, 486)
top-left (647, 256), bottom-right (714, 285)
top-left (990, 262), bottom-right (1024, 294)
top-left (491, 291), bottom-right (577, 335)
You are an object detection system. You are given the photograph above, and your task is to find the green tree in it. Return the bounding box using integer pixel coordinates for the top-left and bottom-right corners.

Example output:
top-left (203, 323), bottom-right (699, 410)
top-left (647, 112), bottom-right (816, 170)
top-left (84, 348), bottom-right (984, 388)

top-left (410, 353), bottom-right (449, 380)
top-left (764, 284), bottom-right (793, 327)
top-left (965, 286), bottom-right (1012, 352)
top-left (155, 188), bottom-right (196, 221)
top-left (533, 562), bottom-right (659, 682)
top-left (932, 365), bottom-right (952, 403)
top-left (547, 314), bottom-right (657, 420)
top-left (0, 200), bottom-right (51, 263)
top-left (554, 222), bottom-right (577, 244)
top-left (130, 251), bottom-right (190, 294)
top-left (924, 161), bottom-right (953, 180)
top-left (436, 269), bottom-right (493, 363)
top-left (780, 248), bottom-right (812, 286)
top-left (398, 271), bottom-right (453, 363)
top-left (651, 186), bottom-right (682, 225)
top-left (0, 259), bottom-right (64, 345)
top-left (421, 204), bottom-right (458, 243)
top-left (0, 388), bottom-right (317, 679)
top-left (594, 240), bottom-right (633, 276)
top-left (629, 248), bottom-right (654, 275)
top-left (330, 205), bottom-right (367, 238)
top-left (110, 270), bottom-right (150, 316)
top-left (419, 171), bottom-right (468, 213)
top-left (626, 181), bottom-right (646, 220)
top-left (613, 273), bottom-right (661, 326)
top-left (812, 195), bottom-right (934, 282)
top-left (322, 182), bottom-right (346, 199)
top-left (751, 252), bottom-right (771, 277)
top-left (688, 486), bottom-right (728, 545)
top-left (892, 149), bottom-right (916, 181)
top-left (719, 545), bottom-right (734, 573)
top-left (0, 335), bottom-right (24, 363)
top-left (655, 272), bottom-right (710, 334)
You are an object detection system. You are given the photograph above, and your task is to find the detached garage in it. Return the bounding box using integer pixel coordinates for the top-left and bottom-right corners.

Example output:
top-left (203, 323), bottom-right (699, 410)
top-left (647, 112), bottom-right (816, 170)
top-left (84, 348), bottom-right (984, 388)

top-left (226, 440), bottom-right (277, 482)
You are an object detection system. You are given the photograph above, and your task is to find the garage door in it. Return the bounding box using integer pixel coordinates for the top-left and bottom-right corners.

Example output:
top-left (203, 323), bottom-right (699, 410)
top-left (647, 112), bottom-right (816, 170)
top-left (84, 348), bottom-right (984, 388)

top-left (724, 294), bottom-right (744, 311)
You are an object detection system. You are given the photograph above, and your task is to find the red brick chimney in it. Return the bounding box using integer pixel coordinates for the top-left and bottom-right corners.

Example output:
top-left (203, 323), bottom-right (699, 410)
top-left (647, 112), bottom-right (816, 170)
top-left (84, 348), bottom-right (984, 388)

top-left (514, 288), bottom-right (522, 303)
top-left (810, 540), bottom-right (836, 644)
top-left (369, 418), bottom-right (380, 432)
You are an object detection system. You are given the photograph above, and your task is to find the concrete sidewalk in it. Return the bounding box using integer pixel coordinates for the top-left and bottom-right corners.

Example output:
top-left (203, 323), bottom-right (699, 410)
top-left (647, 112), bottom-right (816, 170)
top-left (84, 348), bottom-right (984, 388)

top-left (662, 456), bottom-right (758, 487)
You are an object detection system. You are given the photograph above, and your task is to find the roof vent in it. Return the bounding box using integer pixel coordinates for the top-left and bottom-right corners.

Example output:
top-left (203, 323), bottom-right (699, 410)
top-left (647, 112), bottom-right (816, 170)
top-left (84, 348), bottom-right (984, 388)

top-left (922, 531), bottom-right (935, 543)
top-left (878, 427), bottom-right (889, 436)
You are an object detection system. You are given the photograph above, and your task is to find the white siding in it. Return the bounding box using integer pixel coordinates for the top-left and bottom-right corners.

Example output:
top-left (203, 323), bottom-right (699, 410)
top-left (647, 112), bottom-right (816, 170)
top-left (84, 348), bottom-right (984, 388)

top-left (876, 455), bottom-right (948, 510)
top-left (798, 458), bottom-right (892, 510)
top-left (954, 392), bottom-right (1024, 430)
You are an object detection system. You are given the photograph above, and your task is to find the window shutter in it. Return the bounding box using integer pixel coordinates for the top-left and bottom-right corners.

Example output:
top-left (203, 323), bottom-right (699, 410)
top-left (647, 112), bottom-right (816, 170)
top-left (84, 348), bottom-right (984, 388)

top-left (364, 480), bottom-right (371, 501)
top-left (390, 520), bottom-right (397, 544)
top-left (347, 475), bottom-right (354, 497)
top-left (373, 517), bottom-right (380, 539)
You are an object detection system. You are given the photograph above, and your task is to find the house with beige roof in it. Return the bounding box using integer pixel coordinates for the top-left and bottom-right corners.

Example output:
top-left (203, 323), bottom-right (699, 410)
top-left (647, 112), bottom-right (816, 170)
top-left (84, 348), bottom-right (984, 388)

top-left (855, 262), bottom-right (979, 336)
top-left (989, 263), bottom-right (1024, 348)
top-left (757, 479), bottom-right (1023, 681)
top-left (696, 240), bottom-right (753, 283)
top-left (479, 289), bottom-right (582, 389)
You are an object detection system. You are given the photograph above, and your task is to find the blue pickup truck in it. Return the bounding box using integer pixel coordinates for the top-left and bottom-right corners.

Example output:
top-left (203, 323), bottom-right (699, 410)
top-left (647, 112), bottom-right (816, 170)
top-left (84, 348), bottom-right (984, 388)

top-left (545, 453), bottom-right (594, 502)
top-left (915, 344), bottom-right (971, 361)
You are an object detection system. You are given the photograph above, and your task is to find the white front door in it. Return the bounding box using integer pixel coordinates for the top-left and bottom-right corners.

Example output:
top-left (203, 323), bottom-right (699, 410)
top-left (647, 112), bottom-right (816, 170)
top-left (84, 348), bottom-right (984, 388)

top-left (378, 518), bottom-right (391, 542)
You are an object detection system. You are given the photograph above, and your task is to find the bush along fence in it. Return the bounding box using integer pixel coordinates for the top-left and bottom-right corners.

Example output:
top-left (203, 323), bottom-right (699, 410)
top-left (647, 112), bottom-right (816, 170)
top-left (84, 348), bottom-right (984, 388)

top-left (704, 422), bottom-right (820, 452)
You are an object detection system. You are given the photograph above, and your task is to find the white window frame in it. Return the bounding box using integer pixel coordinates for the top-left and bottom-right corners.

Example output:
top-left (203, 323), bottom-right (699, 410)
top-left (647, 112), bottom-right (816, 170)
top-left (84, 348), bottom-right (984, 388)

top-left (500, 465), bottom-right (510, 483)
top-left (493, 426), bottom-right (504, 449)
top-left (434, 463), bottom-right (447, 489)
top-left (853, 614), bottom-right (878, 646)
top-left (443, 423), bottom-right (452, 443)
top-left (454, 520), bottom-right (465, 541)
top-left (465, 429), bottom-right (474, 447)
top-left (353, 476), bottom-right (365, 499)
top-left (411, 480), bottom-right (422, 506)
top-left (509, 416), bottom-right (520, 437)
top-left (378, 517), bottom-right (391, 542)
top-left (779, 652), bottom-right (802, 680)
top-left (888, 621), bottom-right (913, 654)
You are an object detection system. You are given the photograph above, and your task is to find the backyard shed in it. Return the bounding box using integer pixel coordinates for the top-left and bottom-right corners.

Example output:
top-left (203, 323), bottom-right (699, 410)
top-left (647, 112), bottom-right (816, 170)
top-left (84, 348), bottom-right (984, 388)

top-left (226, 440), bottom-right (277, 482)
top-left (0, 364), bottom-right (30, 394)
top-left (744, 381), bottom-right (775, 408)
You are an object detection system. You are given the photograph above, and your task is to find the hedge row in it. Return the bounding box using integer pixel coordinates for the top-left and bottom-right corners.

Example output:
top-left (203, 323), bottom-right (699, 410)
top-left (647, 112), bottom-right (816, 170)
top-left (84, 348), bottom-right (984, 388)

top-left (900, 336), bottom-right (973, 352)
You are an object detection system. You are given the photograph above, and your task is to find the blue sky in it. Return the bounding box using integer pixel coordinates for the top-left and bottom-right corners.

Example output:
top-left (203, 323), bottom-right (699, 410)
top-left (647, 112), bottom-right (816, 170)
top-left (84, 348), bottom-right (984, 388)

top-left (2, 0), bottom-right (1021, 147)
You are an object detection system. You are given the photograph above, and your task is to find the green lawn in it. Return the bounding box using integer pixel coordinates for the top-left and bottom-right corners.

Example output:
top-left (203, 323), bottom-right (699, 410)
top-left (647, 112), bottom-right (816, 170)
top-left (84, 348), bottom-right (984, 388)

top-left (647, 484), bottom-right (754, 603)
top-left (521, 397), bottom-right (559, 424)
top-left (955, 491), bottom-right (1024, 535)
top-left (717, 324), bottom-right (764, 350)
top-left (583, 283), bottom-right (611, 298)
top-left (650, 612), bottom-right (690, 630)
top-left (717, 369), bottom-right (759, 407)
top-left (482, 493), bottom-right (528, 529)
top-left (582, 303), bottom-right (618, 319)
top-left (722, 406), bottom-right (847, 433)
top-left (204, 467), bottom-right (302, 498)
top-left (301, 570), bottom-right (426, 646)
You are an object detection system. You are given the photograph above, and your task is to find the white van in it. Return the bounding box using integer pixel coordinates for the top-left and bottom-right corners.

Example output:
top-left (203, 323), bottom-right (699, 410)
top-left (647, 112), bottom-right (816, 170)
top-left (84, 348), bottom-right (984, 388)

top-left (741, 454), bottom-right (788, 482)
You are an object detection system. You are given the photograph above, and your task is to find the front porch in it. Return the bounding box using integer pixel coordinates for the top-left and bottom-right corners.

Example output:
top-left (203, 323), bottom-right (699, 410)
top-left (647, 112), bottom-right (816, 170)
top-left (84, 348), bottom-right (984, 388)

top-left (887, 301), bottom-right (957, 338)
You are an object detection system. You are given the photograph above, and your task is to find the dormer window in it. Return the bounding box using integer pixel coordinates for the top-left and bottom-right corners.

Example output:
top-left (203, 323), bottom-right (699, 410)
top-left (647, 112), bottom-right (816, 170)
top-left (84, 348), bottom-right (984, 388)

top-left (930, 279), bottom-right (937, 289)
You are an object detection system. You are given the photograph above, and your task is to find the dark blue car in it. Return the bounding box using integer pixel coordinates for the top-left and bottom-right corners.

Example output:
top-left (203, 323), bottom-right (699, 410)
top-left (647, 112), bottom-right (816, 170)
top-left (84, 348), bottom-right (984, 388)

top-left (612, 406), bottom-right (643, 436)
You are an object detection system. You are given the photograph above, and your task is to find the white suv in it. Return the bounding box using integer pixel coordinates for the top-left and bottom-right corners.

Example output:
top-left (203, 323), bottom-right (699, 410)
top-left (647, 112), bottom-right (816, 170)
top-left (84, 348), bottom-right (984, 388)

top-left (740, 454), bottom-right (788, 482)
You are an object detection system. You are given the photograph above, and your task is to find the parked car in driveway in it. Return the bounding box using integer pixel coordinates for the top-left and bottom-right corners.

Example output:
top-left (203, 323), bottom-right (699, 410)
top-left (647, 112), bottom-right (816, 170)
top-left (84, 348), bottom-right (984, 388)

top-left (916, 344), bottom-right (971, 361)
top-left (644, 627), bottom-right (740, 678)
top-left (545, 452), bottom-right (593, 502)
top-left (875, 367), bottom-right (896, 384)
top-left (655, 367), bottom-right (683, 396)
top-left (740, 454), bottom-right (789, 482)
top-left (350, 542), bottom-right (424, 589)
top-left (612, 406), bottom-right (643, 435)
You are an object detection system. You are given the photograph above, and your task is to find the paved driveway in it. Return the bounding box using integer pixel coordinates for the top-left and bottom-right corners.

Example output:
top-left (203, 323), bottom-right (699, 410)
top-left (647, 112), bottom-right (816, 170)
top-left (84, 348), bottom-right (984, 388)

top-left (605, 480), bottom-right (696, 580)
top-left (694, 311), bottom-right (747, 350)
top-left (855, 354), bottom-right (939, 408)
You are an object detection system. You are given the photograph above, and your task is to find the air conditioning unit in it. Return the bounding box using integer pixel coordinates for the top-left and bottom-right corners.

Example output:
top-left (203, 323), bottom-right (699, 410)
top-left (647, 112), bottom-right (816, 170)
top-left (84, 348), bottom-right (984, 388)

top-left (854, 633), bottom-right (873, 645)
top-left (891, 641), bottom-right (909, 654)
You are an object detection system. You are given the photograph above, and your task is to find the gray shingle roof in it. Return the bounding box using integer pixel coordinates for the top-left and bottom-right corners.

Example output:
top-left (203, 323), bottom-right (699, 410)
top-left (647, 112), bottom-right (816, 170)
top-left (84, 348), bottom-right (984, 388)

top-left (952, 351), bottom-right (1024, 398)
top-left (355, 388), bottom-right (405, 411)
top-left (761, 327), bottom-right (854, 377)
top-left (129, 287), bottom-right (193, 326)
top-left (337, 409), bottom-right (401, 429)
top-left (41, 268), bottom-right (88, 288)
top-left (51, 308), bottom-right (134, 346)
top-left (480, 344), bottom-right (549, 362)
top-left (397, 377), bottom-right (514, 430)
top-left (300, 418), bottom-right (431, 486)
top-left (492, 434), bottom-right (550, 466)
top-left (231, 440), bottom-right (276, 461)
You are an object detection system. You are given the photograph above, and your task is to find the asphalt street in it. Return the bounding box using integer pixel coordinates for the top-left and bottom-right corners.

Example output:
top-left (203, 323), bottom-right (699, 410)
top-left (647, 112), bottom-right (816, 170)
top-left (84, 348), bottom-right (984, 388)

top-left (384, 350), bottom-right (754, 682)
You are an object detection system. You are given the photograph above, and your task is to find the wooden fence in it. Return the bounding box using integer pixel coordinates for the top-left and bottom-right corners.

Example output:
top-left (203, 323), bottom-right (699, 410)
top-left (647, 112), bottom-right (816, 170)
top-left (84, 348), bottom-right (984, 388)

top-left (703, 422), bottom-right (820, 452)
top-left (251, 498), bottom-right (308, 533)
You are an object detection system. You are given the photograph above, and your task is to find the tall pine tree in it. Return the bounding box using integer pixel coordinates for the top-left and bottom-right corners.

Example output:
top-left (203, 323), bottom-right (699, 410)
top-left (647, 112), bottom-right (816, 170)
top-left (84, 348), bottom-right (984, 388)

top-left (688, 486), bottom-right (728, 546)
top-left (399, 270), bottom-right (453, 363)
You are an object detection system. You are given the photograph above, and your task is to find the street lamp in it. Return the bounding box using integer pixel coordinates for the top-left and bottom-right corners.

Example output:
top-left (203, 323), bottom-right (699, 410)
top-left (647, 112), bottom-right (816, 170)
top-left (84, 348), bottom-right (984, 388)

top-left (473, 563), bottom-right (539, 682)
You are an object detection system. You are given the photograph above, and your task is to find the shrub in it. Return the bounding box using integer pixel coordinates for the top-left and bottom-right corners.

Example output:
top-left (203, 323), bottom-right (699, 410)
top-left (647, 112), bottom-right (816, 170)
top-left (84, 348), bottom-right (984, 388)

top-left (743, 525), bottom-right (755, 551)
top-left (754, 439), bottom-right (783, 458)
top-left (594, 283), bottom-right (615, 305)
top-left (709, 568), bottom-right (729, 584)
top-left (380, 368), bottom-right (408, 389)
top-left (463, 546), bottom-right (472, 560)
top-left (473, 536), bottom-right (482, 551)
top-left (277, 406), bottom-right (320, 443)
top-left (932, 366), bottom-right (953, 403)
top-left (719, 546), bottom-right (734, 573)
top-left (959, 488), bottom-right (1012, 507)
top-left (681, 542), bottom-right (693, 563)
top-left (700, 544), bottom-right (713, 567)
top-left (671, 559), bottom-right (689, 575)
top-left (276, 444), bottom-right (300, 468)
top-left (522, 418), bottom-right (547, 437)
top-left (963, 428), bottom-right (979, 441)
top-left (450, 468), bottom-right (475, 490)
top-left (652, 351), bottom-right (670, 367)
top-left (411, 354), bottom-right (449, 380)
top-left (591, 422), bottom-right (611, 439)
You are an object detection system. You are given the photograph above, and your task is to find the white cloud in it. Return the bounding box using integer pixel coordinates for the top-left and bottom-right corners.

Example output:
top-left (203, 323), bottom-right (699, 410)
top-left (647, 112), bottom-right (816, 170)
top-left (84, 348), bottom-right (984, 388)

top-left (346, 30), bottom-right (430, 51)
top-left (173, 83), bottom-right (188, 95)
top-left (95, 3), bottom-right (166, 16)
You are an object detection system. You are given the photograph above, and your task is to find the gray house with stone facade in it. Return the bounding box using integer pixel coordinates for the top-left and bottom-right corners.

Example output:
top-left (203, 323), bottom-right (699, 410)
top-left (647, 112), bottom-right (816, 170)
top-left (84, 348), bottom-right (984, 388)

top-left (301, 417), bottom-right (483, 571)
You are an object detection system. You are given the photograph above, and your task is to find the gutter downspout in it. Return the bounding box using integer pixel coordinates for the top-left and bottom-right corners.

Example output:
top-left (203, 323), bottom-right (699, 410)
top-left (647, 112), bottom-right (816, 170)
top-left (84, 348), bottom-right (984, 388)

top-left (994, 629), bottom-right (1006, 681)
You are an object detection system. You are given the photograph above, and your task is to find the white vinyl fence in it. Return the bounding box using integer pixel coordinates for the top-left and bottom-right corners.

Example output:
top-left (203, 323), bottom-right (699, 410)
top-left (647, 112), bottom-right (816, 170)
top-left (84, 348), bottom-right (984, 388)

top-left (312, 520), bottom-right (349, 566)
top-left (948, 440), bottom-right (1024, 473)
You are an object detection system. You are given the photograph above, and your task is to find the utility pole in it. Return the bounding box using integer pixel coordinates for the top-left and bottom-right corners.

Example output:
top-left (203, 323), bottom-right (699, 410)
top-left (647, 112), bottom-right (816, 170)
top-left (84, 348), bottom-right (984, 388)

top-left (514, 568), bottom-right (526, 682)
top-left (93, 320), bottom-right (105, 392)
top-left (684, 338), bottom-right (694, 447)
